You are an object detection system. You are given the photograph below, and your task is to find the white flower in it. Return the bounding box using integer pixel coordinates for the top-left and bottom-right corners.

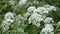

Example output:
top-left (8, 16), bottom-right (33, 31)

top-left (1, 21), bottom-right (10, 32)
top-left (45, 24), bottom-right (54, 30)
top-left (44, 5), bottom-right (52, 11)
top-left (44, 5), bottom-right (56, 11)
top-left (37, 7), bottom-right (47, 10)
top-left (27, 6), bottom-right (36, 13)
top-left (27, 2), bottom-right (33, 6)
top-left (35, 23), bottom-right (40, 28)
top-left (25, 6), bottom-right (36, 17)
top-left (29, 13), bottom-right (43, 24)
top-left (5, 19), bottom-right (14, 23)
top-left (37, 7), bottom-right (49, 14)
top-left (28, 13), bottom-right (44, 27)
top-left (34, 9), bottom-right (43, 14)
top-left (4, 12), bottom-right (14, 23)
top-left (40, 28), bottom-right (54, 34)
top-left (40, 24), bottom-right (54, 34)
top-left (1, 12), bottom-right (15, 32)
top-left (50, 6), bottom-right (56, 11)
top-left (18, 0), bottom-right (27, 5)
top-left (44, 17), bottom-right (54, 24)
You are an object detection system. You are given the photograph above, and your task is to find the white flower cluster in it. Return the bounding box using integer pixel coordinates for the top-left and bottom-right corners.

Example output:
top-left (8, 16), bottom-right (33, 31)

top-left (44, 5), bottom-right (56, 11)
top-left (4, 12), bottom-right (14, 23)
top-left (24, 6), bottom-right (36, 17)
top-left (23, 5), bottom-right (56, 28)
top-left (40, 24), bottom-right (54, 34)
top-left (44, 17), bottom-right (54, 24)
top-left (18, 0), bottom-right (27, 5)
top-left (1, 12), bottom-right (14, 32)
top-left (36, 5), bottom-right (56, 14)
top-left (28, 13), bottom-right (44, 27)
top-left (25, 5), bottom-right (56, 17)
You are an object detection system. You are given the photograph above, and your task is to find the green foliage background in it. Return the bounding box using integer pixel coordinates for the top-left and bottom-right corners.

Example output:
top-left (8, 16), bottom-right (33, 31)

top-left (0, 0), bottom-right (60, 34)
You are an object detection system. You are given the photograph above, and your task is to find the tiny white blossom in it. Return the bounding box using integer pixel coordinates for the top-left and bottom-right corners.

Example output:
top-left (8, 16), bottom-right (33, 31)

top-left (44, 17), bottom-right (54, 24)
top-left (5, 19), bottom-right (14, 23)
top-left (35, 23), bottom-right (40, 28)
top-left (37, 7), bottom-right (49, 14)
top-left (33, 9), bottom-right (43, 14)
top-left (37, 7), bottom-right (47, 10)
top-left (25, 6), bottom-right (36, 17)
top-left (18, 0), bottom-right (27, 5)
top-left (27, 6), bottom-right (36, 13)
top-left (44, 5), bottom-right (56, 11)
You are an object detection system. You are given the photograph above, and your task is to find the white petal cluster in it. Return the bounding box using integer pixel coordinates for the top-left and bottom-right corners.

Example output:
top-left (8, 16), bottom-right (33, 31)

top-left (24, 5), bottom-right (56, 28)
top-left (28, 13), bottom-right (44, 27)
top-left (26, 5), bottom-right (56, 16)
top-left (24, 6), bottom-right (36, 17)
top-left (40, 24), bottom-right (54, 34)
top-left (1, 21), bottom-right (10, 32)
top-left (27, 6), bottom-right (36, 13)
top-left (36, 7), bottom-right (49, 14)
top-left (1, 12), bottom-right (14, 32)
top-left (44, 5), bottom-right (56, 11)
top-left (4, 12), bottom-right (14, 23)
top-left (44, 17), bottom-right (54, 24)
top-left (18, 0), bottom-right (27, 5)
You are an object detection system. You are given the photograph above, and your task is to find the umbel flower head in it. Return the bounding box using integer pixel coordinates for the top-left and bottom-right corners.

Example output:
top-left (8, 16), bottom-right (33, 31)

top-left (44, 17), bottom-right (54, 24)
top-left (1, 20), bottom-right (10, 32)
top-left (1, 12), bottom-right (15, 32)
top-left (40, 24), bottom-right (54, 34)
top-left (37, 7), bottom-right (49, 14)
top-left (28, 13), bottom-right (44, 27)
top-left (44, 5), bottom-right (56, 11)
top-left (24, 6), bottom-right (36, 17)
top-left (4, 12), bottom-right (14, 23)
